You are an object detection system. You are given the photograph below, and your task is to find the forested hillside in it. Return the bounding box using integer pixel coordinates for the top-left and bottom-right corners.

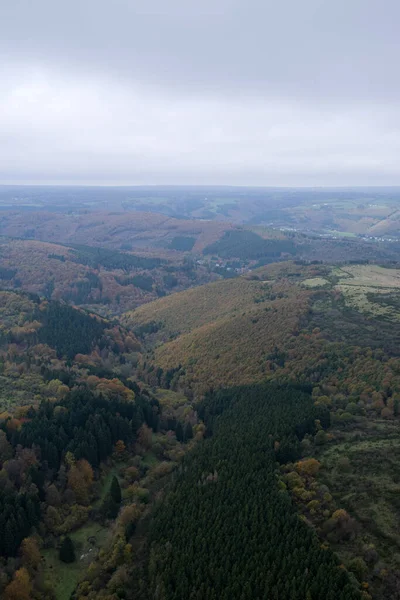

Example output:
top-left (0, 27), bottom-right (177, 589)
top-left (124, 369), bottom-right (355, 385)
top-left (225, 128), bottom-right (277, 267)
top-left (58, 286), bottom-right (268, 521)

top-left (203, 228), bottom-right (296, 260)
top-left (1, 214), bottom-right (398, 323)
top-left (0, 211), bottom-right (232, 252)
top-left (144, 384), bottom-right (362, 600)
top-left (121, 260), bottom-right (400, 598)
top-left (124, 273), bottom-right (288, 339)
top-left (0, 238), bottom-right (217, 314)
top-left (125, 262), bottom-right (318, 394)
top-left (0, 290), bottom-right (200, 599)
top-left (0, 289), bottom-right (143, 409)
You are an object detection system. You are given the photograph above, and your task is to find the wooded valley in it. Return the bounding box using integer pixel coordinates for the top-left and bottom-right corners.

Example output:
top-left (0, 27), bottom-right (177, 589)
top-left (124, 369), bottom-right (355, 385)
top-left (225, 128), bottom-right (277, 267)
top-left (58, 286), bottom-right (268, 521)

top-left (1, 190), bottom-right (400, 599)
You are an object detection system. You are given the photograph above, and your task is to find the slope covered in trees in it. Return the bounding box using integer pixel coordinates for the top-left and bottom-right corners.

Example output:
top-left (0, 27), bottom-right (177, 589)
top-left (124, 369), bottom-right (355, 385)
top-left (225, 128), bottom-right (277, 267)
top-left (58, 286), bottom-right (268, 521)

top-left (0, 344), bottom-right (197, 599)
top-left (123, 273), bottom-right (287, 339)
top-left (145, 384), bottom-right (362, 600)
top-left (12, 387), bottom-right (155, 470)
top-left (0, 283), bottom-right (205, 599)
top-left (0, 238), bottom-right (217, 314)
top-left (0, 384), bottom-right (157, 558)
top-left (3, 215), bottom-right (400, 600)
top-left (126, 262), bottom-right (317, 394)
top-left (128, 262), bottom-right (400, 404)
top-left (37, 301), bottom-right (107, 359)
top-left (0, 289), bottom-right (146, 414)
top-left (0, 210), bottom-right (232, 252)
top-left (125, 261), bottom-right (400, 597)
top-left (203, 228), bottom-right (296, 260)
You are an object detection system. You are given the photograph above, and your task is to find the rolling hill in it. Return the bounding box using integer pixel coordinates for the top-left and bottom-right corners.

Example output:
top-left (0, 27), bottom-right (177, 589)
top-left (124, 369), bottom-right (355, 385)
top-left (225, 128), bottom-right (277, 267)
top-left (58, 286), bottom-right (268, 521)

top-left (121, 260), bottom-right (400, 598)
top-left (2, 185), bottom-right (400, 237)
top-left (0, 237), bottom-right (217, 314)
top-left (125, 261), bottom-right (400, 401)
top-left (0, 210), bottom-right (233, 253)
top-left (4, 251), bottom-right (400, 597)
top-left (123, 262), bottom-right (320, 394)
top-left (0, 289), bottom-right (142, 412)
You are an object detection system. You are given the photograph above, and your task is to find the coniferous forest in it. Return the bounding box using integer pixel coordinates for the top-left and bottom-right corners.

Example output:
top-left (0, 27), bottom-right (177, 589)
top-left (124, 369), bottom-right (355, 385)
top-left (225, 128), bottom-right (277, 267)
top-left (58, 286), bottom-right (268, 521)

top-left (144, 385), bottom-right (361, 600)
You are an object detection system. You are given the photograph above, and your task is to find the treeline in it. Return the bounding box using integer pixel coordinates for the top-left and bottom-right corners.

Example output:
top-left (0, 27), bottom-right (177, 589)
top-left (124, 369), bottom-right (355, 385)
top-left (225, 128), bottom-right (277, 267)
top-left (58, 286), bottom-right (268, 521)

top-left (145, 384), bottom-right (361, 600)
top-left (36, 301), bottom-right (107, 359)
top-left (169, 236), bottom-right (196, 251)
top-left (11, 388), bottom-right (159, 470)
top-left (0, 267), bottom-right (17, 280)
top-left (0, 487), bottom-right (41, 558)
top-left (203, 230), bottom-right (296, 260)
top-left (64, 272), bottom-right (103, 304)
top-left (2, 297), bottom-right (110, 359)
top-left (116, 274), bottom-right (154, 291)
top-left (70, 244), bottom-right (164, 271)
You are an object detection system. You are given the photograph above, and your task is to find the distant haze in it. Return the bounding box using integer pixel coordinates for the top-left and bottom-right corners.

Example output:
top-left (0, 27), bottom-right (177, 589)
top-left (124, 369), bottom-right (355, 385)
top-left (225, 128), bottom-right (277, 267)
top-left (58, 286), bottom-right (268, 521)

top-left (1, 0), bottom-right (400, 186)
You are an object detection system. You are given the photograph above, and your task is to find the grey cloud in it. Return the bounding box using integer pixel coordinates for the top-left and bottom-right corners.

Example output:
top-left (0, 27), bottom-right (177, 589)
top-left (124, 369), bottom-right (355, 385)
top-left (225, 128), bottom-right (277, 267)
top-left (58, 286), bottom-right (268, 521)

top-left (0, 0), bottom-right (400, 184)
top-left (2, 0), bottom-right (400, 101)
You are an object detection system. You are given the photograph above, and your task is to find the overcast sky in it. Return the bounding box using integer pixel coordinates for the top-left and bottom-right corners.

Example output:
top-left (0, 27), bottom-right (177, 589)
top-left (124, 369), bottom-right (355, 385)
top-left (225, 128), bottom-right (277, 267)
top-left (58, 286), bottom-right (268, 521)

top-left (1, 0), bottom-right (400, 186)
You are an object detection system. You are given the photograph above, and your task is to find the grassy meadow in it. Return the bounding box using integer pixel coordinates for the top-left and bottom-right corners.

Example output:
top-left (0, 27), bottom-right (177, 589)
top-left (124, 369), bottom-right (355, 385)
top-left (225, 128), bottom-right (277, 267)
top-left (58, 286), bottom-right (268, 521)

top-left (43, 522), bottom-right (110, 600)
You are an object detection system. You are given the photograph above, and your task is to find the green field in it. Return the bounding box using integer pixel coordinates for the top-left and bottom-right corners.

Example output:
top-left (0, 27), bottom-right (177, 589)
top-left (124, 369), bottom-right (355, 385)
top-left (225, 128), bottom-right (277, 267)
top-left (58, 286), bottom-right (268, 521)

top-left (325, 230), bottom-right (357, 238)
top-left (301, 277), bottom-right (331, 288)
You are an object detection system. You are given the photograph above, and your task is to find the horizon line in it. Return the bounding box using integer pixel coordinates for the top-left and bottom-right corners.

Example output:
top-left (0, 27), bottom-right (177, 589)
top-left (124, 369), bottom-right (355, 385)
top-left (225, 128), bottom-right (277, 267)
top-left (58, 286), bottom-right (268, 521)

top-left (1, 183), bottom-right (400, 190)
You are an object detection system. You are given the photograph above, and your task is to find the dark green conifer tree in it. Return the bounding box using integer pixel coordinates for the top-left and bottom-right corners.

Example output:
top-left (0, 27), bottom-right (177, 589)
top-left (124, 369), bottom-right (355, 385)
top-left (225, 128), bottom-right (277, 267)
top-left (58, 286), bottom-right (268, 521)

top-left (175, 421), bottom-right (184, 442)
top-left (59, 536), bottom-right (75, 563)
top-left (110, 476), bottom-right (121, 504)
top-left (101, 476), bottom-right (122, 519)
top-left (184, 422), bottom-right (193, 442)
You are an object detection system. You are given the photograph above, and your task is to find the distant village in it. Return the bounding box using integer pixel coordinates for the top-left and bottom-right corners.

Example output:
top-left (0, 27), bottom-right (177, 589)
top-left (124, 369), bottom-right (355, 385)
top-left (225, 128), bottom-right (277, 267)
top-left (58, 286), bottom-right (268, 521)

top-left (274, 226), bottom-right (400, 244)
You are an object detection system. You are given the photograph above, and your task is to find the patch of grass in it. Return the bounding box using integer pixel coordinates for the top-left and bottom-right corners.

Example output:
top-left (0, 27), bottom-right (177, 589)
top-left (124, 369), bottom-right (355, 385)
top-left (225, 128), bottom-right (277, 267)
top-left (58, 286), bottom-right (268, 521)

top-left (334, 264), bottom-right (400, 320)
top-left (42, 548), bottom-right (82, 600)
top-left (42, 522), bottom-right (110, 600)
top-left (153, 387), bottom-right (188, 408)
top-left (71, 521), bottom-right (110, 547)
top-left (324, 230), bottom-right (357, 238)
top-left (301, 277), bottom-right (331, 288)
top-left (142, 452), bottom-right (158, 467)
